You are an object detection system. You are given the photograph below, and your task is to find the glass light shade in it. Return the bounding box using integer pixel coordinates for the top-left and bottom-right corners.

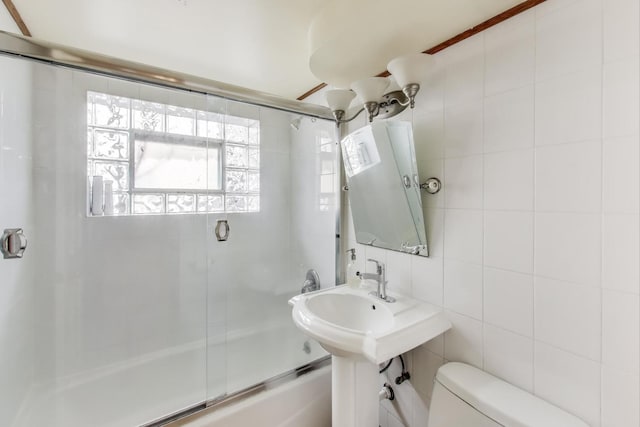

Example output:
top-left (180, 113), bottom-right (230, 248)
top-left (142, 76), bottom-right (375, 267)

top-left (387, 53), bottom-right (435, 88)
top-left (350, 77), bottom-right (390, 104)
top-left (325, 89), bottom-right (356, 112)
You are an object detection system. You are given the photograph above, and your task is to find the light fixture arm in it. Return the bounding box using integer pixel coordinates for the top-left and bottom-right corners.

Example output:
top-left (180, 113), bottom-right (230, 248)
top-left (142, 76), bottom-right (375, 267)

top-left (383, 92), bottom-right (410, 107)
top-left (331, 89), bottom-right (416, 127)
top-left (331, 107), bottom-right (365, 126)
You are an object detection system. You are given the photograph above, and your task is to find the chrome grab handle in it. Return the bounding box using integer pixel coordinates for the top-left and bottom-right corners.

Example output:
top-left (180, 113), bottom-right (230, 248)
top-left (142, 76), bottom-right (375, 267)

top-left (1, 228), bottom-right (28, 259)
top-left (215, 220), bottom-right (230, 242)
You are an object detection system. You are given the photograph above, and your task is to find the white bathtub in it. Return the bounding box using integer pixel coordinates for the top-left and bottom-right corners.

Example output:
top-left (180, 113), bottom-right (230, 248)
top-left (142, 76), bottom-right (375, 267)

top-left (172, 364), bottom-right (332, 427)
top-left (14, 322), bottom-right (328, 427)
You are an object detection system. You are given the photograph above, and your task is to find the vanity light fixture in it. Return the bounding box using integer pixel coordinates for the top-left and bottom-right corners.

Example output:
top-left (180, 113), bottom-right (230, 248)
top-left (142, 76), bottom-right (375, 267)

top-left (325, 53), bottom-right (435, 125)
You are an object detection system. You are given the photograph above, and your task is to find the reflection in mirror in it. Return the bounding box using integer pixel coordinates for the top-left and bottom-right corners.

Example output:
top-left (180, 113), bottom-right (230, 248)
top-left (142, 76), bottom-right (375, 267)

top-left (341, 121), bottom-right (428, 256)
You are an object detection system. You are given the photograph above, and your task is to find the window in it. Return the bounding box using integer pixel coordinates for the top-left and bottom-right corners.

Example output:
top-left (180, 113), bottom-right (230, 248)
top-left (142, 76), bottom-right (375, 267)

top-left (317, 134), bottom-right (336, 212)
top-left (87, 91), bottom-right (260, 215)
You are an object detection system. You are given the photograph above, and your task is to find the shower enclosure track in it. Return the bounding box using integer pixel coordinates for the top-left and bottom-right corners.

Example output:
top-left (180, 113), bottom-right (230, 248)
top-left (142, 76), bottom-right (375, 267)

top-left (0, 31), bottom-right (333, 120)
top-left (143, 356), bottom-right (331, 426)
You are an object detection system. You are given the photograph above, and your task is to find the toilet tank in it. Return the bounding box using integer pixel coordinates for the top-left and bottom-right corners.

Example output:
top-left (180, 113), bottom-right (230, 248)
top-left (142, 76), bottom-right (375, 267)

top-left (428, 363), bottom-right (590, 427)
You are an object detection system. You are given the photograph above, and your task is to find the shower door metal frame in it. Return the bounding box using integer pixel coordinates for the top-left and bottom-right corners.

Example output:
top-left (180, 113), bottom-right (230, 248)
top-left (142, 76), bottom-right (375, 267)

top-left (0, 31), bottom-right (333, 121)
top-left (0, 29), bottom-right (343, 425)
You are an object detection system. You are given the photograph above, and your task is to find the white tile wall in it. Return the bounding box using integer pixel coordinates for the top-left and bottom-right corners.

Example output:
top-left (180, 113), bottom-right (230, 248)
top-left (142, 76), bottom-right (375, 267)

top-left (443, 259), bottom-right (482, 320)
top-left (535, 68), bottom-right (602, 146)
top-left (603, 0), bottom-right (640, 63)
top-left (603, 57), bottom-right (640, 138)
top-left (483, 268), bottom-right (533, 337)
top-left (534, 277), bottom-right (601, 360)
top-left (602, 214), bottom-right (640, 293)
top-left (601, 366), bottom-right (640, 427)
top-left (483, 148), bottom-right (534, 211)
top-left (483, 86), bottom-right (535, 153)
top-left (443, 102), bottom-right (483, 157)
top-left (442, 310), bottom-right (483, 368)
top-left (483, 324), bottom-right (534, 392)
top-left (535, 212), bottom-right (601, 286)
top-left (443, 209), bottom-right (483, 264)
top-left (443, 155), bottom-right (483, 209)
top-left (289, 115), bottom-right (338, 290)
top-left (411, 256), bottom-right (443, 306)
top-left (535, 140), bottom-right (602, 212)
top-left (341, 0), bottom-right (640, 425)
top-left (484, 11), bottom-right (535, 96)
top-left (386, 250), bottom-right (413, 295)
top-left (602, 289), bottom-right (640, 373)
top-left (483, 211), bottom-right (534, 274)
top-left (534, 342), bottom-right (601, 427)
top-left (444, 34), bottom-right (485, 107)
top-left (602, 137), bottom-right (640, 213)
top-left (535, 0), bottom-right (602, 81)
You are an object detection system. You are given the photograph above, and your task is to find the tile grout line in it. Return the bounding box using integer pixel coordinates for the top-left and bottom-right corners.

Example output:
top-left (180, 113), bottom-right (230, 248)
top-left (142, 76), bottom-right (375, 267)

top-left (598, 0), bottom-right (605, 424)
top-left (532, 2), bottom-right (538, 397)
top-left (637, 0), bottom-right (640, 406)
top-left (441, 47), bottom-right (449, 364)
top-left (480, 31), bottom-right (487, 372)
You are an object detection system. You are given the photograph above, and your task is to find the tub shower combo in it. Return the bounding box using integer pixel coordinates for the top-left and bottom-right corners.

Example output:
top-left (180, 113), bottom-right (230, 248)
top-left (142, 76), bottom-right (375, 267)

top-left (0, 31), bottom-right (338, 427)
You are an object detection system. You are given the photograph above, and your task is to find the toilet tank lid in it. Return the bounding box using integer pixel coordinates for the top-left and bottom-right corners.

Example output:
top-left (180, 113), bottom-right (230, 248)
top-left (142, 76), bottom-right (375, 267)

top-left (435, 363), bottom-right (590, 427)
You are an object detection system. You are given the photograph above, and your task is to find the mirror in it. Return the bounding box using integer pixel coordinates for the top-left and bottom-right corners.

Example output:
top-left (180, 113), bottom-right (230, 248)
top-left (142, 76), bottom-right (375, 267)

top-left (341, 120), bottom-right (428, 256)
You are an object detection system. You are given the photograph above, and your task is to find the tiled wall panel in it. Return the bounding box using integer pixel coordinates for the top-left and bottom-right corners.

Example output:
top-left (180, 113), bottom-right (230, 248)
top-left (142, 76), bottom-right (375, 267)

top-left (343, 0), bottom-right (640, 425)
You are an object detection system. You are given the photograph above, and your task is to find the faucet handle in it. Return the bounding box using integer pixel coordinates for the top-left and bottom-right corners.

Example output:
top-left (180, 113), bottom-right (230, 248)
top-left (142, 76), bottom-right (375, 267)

top-left (367, 258), bottom-right (383, 274)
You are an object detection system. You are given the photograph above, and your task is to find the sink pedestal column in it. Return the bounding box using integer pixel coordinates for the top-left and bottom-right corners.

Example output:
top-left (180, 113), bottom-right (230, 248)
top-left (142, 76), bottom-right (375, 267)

top-left (331, 355), bottom-right (379, 427)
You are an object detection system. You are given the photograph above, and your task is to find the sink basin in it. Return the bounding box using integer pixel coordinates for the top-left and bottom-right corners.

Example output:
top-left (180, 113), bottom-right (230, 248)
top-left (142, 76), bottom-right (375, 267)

top-left (305, 293), bottom-right (393, 333)
top-left (290, 284), bottom-right (451, 427)
top-left (289, 284), bottom-right (451, 363)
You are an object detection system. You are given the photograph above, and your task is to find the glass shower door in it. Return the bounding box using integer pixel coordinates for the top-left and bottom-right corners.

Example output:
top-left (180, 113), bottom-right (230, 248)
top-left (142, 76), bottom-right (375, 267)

top-left (0, 53), bottom-right (37, 427)
top-left (0, 48), bottom-right (337, 426)
top-left (205, 101), bottom-right (337, 400)
top-left (0, 55), bottom-right (213, 427)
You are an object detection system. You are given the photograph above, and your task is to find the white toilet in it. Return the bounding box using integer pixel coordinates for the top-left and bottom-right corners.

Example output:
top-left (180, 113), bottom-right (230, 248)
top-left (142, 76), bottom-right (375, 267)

top-left (428, 363), bottom-right (590, 427)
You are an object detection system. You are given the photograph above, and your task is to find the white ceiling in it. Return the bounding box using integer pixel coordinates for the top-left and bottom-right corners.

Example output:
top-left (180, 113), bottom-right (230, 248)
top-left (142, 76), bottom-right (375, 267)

top-left (13, 0), bottom-right (523, 100)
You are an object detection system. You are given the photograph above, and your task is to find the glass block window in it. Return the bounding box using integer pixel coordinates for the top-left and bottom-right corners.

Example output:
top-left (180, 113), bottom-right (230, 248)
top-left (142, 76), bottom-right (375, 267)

top-left (87, 91), bottom-right (260, 216)
top-left (317, 133), bottom-right (336, 212)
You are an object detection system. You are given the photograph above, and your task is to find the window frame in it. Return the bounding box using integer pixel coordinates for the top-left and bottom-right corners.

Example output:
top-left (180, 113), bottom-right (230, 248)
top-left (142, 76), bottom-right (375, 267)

top-left (87, 91), bottom-right (261, 216)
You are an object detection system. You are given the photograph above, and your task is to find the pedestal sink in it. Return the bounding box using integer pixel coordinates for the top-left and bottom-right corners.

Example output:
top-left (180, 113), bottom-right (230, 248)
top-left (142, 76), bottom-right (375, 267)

top-left (289, 283), bottom-right (451, 427)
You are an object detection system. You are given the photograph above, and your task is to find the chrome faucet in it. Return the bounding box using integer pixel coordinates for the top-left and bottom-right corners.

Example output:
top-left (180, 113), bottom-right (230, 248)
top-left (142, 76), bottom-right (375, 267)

top-left (358, 258), bottom-right (395, 303)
